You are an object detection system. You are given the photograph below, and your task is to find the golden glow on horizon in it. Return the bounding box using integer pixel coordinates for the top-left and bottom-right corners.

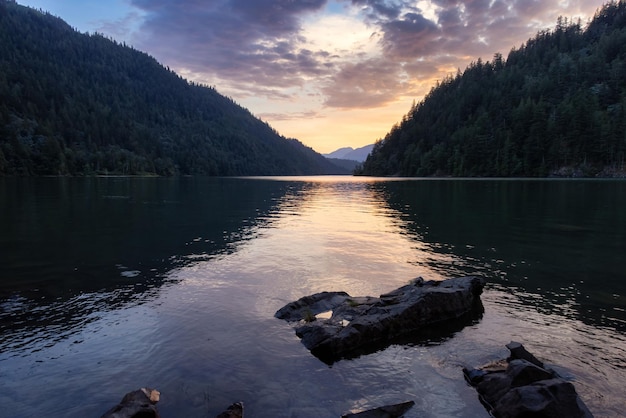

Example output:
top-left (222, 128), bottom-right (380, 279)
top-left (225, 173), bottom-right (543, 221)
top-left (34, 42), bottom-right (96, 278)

top-left (270, 101), bottom-right (413, 154)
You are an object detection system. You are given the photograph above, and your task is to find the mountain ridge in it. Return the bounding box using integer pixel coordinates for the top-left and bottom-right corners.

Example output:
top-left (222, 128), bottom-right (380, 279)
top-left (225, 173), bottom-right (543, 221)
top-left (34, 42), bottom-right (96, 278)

top-left (0, 1), bottom-right (347, 176)
top-left (324, 144), bottom-right (374, 162)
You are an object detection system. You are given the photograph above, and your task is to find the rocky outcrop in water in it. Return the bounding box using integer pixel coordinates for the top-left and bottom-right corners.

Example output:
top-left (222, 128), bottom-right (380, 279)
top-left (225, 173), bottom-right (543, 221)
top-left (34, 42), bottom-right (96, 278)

top-left (464, 342), bottom-right (593, 417)
top-left (101, 391), bottom-right (244, 418)
top-left (275, 276), bottom-right (486, 363)
top-left (100, 388), bottom-right (161, 418)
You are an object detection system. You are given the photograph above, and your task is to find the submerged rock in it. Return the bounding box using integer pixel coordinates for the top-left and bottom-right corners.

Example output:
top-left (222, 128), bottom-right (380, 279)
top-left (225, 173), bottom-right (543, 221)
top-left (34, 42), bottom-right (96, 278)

top-left (464, 342), bottom-right (593, 417)
top-left (216, 402), bottom-right (244, 418)
top-left (101, 388), bottom-right (161, 418)
top-left (341, 400), bottom-right (415, 418)
top-left (276, 276), bottom-right (485, 363)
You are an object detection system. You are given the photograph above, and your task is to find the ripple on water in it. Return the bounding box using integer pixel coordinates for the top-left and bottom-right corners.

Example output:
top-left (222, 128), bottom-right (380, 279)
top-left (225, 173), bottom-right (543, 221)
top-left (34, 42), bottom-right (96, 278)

top-left (476, 287), bottom-right (626, 417)
top-left (2, 177), bottom-right (625, 417)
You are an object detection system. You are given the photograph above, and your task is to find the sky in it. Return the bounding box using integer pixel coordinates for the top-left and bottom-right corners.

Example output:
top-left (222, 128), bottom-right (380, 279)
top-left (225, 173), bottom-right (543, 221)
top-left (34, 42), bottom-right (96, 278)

top-left (18, 0), bottom-right (608, 154)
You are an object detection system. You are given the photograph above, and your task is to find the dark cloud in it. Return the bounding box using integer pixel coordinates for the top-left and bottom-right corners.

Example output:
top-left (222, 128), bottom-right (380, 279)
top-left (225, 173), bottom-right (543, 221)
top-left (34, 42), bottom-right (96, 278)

top-left (403, 59), bottom-right (439, 78)
top-left (130, 0), bottom-right (332, 91)
top-left (380, 12), bottom-right (441, 58)
top-left (369, 0), bottom-right (559, 62)
top-left (231, 0), bottom-right (327, 33)
top-left (350, 0), bottom-right (406, 20)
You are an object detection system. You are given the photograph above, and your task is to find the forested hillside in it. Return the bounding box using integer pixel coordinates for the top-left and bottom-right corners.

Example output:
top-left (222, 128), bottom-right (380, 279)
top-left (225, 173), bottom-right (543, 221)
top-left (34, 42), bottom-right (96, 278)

top-left (359, 1), bottom-right (626, 177)
top-left (0, 1), bottom-right (345, 176)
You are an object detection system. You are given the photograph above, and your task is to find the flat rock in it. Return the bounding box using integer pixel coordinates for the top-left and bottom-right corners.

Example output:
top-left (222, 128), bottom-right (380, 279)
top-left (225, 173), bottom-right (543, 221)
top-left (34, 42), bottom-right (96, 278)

top-left (276, 276), bottom-right (485, 363)
top-left (275, 291), bottom-right (350, 322)
top-left (464, 342), bottom-right (593, 417)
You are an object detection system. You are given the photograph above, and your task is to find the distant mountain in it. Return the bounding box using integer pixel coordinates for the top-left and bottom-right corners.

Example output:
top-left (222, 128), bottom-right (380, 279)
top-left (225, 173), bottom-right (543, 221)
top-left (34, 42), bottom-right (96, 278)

top-left (324, 147), bottom-right (354, 160)
top-left (359, 1), bottom-right (626, 177)
top-left (324, 144), bottom-right (374, 162)
top-left (0, 1), bottom-right (347, 176)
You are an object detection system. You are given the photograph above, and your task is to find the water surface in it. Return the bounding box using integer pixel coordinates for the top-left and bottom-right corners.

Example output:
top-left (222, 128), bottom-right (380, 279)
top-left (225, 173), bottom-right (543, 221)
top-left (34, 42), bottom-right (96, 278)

top-left (0, 176), bottom-right (624, 417)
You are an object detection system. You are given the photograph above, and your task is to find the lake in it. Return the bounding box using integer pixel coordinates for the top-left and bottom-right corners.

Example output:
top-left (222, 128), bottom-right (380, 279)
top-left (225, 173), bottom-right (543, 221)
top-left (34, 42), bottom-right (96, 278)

top-left (0, 176), bottom-right (625, 417)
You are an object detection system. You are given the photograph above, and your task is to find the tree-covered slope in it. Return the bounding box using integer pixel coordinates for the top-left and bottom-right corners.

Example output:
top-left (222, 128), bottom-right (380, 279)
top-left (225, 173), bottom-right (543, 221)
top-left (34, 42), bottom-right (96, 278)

top-left (0, 1), bottom-right (346, 176)
top-left (359, 1), bottom-right (626, 177)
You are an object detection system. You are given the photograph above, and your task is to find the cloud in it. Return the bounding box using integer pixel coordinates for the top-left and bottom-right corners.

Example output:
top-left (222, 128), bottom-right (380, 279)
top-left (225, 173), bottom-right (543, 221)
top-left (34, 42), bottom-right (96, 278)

top-left (92, 11), bottom-right (144, 42)
top-left (321, 0), bottom-right (606, 111)
top-left (380, 12), bottom-right (441, 58)
top-left (257, 110), bottom-right (321, 121)
top-left (230, 0), bottom-right (328, 32)
top-left (129, 0), bottom-right (333, 91)
top-left (350, 0), bottom-right (408, 20)
top-left (121, 0), bottom-right (607, 118)
top-left (322, 57), bottom-right (411, 108)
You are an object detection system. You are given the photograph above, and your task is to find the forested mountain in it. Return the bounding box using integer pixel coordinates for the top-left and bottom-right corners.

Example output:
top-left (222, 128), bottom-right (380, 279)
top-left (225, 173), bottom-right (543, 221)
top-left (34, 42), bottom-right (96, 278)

top-left (359, 1), bottom-right (626, 177)
top-left (0, 1), bottom-right (346, 176)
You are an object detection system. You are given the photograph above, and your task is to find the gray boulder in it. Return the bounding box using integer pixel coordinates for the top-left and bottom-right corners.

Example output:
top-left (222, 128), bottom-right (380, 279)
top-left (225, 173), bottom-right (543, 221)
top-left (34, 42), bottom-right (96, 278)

top-left (464, 342), bottom-right (593, 417)
top-left (276, 276), bottom-right (485, 363)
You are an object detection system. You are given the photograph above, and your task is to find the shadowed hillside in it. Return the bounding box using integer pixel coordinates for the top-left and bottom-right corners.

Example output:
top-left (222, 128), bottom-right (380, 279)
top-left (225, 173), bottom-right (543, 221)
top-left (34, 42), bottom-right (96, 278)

top-left (359, 1), bottom-right (626, 177)
top-left (0, 1), bottom-right (346, 176)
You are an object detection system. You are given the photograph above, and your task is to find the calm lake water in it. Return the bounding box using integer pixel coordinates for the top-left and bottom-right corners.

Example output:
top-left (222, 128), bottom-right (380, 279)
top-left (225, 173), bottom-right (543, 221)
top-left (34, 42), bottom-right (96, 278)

top-left (0, 176), bottom-right (625, 417)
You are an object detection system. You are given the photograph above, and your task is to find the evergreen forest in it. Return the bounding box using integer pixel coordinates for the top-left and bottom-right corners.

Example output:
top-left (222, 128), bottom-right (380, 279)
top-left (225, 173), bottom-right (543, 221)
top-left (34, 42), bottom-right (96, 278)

top-left (0, 1), bottom-right (346, 176)
top-left (358, 1), bottom-right (626, 177)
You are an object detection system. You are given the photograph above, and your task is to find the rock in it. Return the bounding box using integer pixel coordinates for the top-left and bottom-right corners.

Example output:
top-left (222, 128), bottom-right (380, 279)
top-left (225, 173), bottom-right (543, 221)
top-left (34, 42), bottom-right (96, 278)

top-left (464, 342), bottom-right (593, 417)
top-left (101, 388), bottom-right (161, 418)
top-left (275, 291), bottom-right (350, 321)
top-left (341, 400), bottom-right (415, 417)
top-left (495, 379), bottom-right (591, 418)
top-left (506, 341), bottom-right (544, 368)
top-left (216, 402), bottom-right (244, 418)
top-left (276, 276), bottom-right (485, 363)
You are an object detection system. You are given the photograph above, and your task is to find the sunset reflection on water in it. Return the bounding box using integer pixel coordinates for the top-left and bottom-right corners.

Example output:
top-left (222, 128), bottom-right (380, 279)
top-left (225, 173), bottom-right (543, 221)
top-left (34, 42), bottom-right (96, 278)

top-left (1, 176), bottom-right (625, 417)
top-left (242, 177), bottom-right (461, 298)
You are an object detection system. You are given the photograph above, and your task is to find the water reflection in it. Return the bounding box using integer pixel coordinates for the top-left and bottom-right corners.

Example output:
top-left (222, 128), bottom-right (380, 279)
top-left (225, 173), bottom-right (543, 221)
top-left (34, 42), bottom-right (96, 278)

top-left (240, 180), bottom-right (441, 300)
top-left (372, 179), bottom-right (626, 331)
top-left (0, 177), bottom-right (297, 354)
top-left (1, 176), bottom-right (625, 417)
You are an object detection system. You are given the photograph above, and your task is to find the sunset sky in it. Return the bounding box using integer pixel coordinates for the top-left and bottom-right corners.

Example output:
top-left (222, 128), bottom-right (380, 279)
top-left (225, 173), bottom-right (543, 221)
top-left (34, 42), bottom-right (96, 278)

top-left (18, 0), bottom-right (607, 153)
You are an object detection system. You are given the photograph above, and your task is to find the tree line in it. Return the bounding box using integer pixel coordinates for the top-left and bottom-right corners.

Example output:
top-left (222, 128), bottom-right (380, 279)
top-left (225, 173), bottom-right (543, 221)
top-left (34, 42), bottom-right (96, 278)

top-left (358, 1), bottom-right (626, 177)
